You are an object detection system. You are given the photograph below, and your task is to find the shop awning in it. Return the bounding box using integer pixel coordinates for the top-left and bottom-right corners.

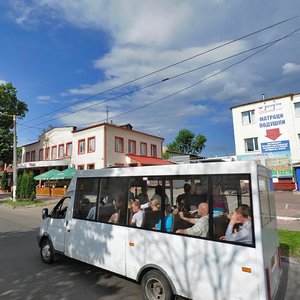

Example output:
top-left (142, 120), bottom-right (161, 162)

top-left (34, 169), bottom-right (61, 180)
top-left (127, 154), bottom-right (173, 166)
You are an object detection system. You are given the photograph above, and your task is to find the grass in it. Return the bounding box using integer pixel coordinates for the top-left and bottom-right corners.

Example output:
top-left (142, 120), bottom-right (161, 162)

top-left (278, 229), bottom-right (300, 259)
top-left (0, 199), bottom-right (45, 208)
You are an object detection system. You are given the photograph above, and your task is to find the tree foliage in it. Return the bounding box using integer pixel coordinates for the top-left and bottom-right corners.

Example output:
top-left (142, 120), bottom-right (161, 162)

top-left (167, 129), bottom-right (207, 155)
top-left (0, 82), bottom-right (28, 164)
top-left (1, 170), bottom-right (8, 191)
top-left (16, 171), bottom-right (36, 200)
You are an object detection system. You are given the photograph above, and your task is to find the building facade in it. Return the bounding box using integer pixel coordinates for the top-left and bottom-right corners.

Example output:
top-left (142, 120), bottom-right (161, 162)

top-left (231, 93), bottom-right (300, 190)
top-left (19, 123), bottom-right (167, 174)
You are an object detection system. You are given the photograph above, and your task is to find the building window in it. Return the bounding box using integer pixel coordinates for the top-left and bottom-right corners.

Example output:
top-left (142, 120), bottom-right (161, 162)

top-left (25, 152), bottom-right (30, 162)
top-left (242, 110), bottom-right (255, 125)
top-left (51, 146), bottom-right (57, 159)
top-left (66, 142), bottom-right (72, 157)
top-left (151, 144), bottom-right (157, 157)
top-left (77, 164), bottom-right (84, 170)
top-left (128, 140), bottom-right (136, 154)
top-left (245, 137), bottom-right (259, 152)
top-left (78, 139), bottom-right (85, 154)
top-left (58, 144), bottom-right (65, 158)
top-left (88, 137), bottom-right (95, 153)
top-left (140, 142), bottom-right (147, 156)
top-left (87, 163), bottom-right (95, 170)
top-left (31, 150), bottom-right (36, 162)
top-left (39, 149), bottom-right (44, 161)
top-left (115, 137), bottom-right (124, 153)
top-left (295, 102), bottom-right (300, 118)
top-left (45, 147), bottom-right (50, 160)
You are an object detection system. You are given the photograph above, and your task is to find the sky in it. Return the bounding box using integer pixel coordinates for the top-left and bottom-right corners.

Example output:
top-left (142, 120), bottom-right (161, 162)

top-left (0, 0), bottom-right (300, 157)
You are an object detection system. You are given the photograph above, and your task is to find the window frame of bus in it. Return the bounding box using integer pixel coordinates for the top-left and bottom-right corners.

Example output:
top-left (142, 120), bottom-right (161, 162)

top-left (72, 174), bottom-right (255, 247)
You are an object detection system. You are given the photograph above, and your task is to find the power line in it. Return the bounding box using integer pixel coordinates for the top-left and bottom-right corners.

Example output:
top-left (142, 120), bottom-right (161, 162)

top-left (19, 14), bottom-right (299, 126)
top-left (18, 31), bottom-right (297, 132)
top-left (76, 27), bottom-right (300, 128)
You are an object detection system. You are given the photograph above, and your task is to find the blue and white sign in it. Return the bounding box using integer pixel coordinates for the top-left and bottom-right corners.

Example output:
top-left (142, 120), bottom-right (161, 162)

top-left (261, 140), bottom-right (290, 153)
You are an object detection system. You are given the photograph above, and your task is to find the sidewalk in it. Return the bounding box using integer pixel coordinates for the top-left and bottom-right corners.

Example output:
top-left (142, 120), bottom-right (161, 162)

top-left (275, 191), bottom-right (300, 231)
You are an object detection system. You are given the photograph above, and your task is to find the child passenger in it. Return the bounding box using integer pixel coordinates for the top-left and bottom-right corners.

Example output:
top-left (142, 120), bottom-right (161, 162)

top-left (155, 205), bottom-right (173, 232)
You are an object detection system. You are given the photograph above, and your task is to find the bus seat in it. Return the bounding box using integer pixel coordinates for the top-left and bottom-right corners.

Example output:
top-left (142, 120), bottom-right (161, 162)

top-left (171, 213), bottom-right (193, 232)
top-left (98, 204), bottom-right (116, 222)
top-left (213, 215), bottom-right (229, 239)
top-left (142, 210), bottom-right (161, 229)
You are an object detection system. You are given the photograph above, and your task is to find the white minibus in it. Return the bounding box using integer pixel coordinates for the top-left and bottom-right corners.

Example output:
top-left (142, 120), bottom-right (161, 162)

top-left (38, 161), bottom-right (281, 300)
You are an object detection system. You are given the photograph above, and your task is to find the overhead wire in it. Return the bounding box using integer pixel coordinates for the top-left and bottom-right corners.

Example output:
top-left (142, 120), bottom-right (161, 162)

top-left (19, 14), bottom-right (299, 126)
top-left (18, 27), bottom-right (299, 131)
top-left (75, 27), bottom-right (300, 128)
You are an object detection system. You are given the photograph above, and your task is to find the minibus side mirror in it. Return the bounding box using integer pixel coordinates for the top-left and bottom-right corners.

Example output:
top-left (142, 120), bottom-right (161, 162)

top-left (42, 208), bottom-right (49, 219)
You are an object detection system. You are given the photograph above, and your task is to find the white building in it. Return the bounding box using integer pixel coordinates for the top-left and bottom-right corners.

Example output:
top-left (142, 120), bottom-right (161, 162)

top-left (19, 123), bottom-right (169, 174)
top-left (231, 93), bottom-right (300, 191)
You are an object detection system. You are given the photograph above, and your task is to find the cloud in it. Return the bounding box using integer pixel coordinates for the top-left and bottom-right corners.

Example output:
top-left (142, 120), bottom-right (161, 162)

top-left (8, 0), bottom-right (300, 154)
top-left (37, 95), bottom-right (51, 101)
top-left (36, 95), bottom-right (59, 104)
top-left (282, 62), bottom-right (300, 75)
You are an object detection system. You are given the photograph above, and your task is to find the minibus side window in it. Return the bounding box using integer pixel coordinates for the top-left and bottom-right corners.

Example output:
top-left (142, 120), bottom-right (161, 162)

top-left (171, 175), bottom-right (209, 238)
top-left (212, 174), bottom-right (254, 246)
top-left (98, 177), bottom-right (129, 224)
top-left (73, 178), bottom-right (99, 220)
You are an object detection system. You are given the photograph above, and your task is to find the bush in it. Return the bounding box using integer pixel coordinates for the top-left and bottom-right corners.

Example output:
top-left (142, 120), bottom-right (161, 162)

top-left (1, 170), bottom-right (8, 191)
top-left (16, 171), bottom-right (36, 201)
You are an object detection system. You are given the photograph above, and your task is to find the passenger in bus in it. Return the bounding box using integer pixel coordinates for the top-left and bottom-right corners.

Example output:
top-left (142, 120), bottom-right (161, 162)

top-left (130, 200), bottom-right (144, 227)
top-left (79, 197), bottom-right (92, 219)
top-left (150, 198), bottom-right (160, 211)
top-left (176, 203), bottom-right (209, 237)
top-left (141, 193), bottom-right (161, 210)
top-left (155, 204), bottom-right (173, 232)
top-left (108, 199), bottom-right (126, 224)
top-left (222, 205), bottom-right (252, 245)
top-left (176, 183), bottom-right (192, 210)
top-left (137, 184), bottom-right (149, 205)
top-left (86, 203), bottom-right (96, 220)
top-left (189, 182), bottom-right (207, 210)
top-left (152, 184), bottom-right (169, 204)
top-left (212, 183), bottom-right (229, 217)
top-left (173, 198), bottom-right (190, 217)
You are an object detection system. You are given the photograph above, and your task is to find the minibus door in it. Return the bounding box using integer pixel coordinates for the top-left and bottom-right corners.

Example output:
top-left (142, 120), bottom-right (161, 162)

top-left (47, 196), bottom-right (71, 252)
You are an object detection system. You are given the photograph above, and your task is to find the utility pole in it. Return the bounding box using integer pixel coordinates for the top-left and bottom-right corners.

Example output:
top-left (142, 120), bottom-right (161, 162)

top-left (0, 112), bottom-right (17, 201)
top-left (12, 114), bottom-right (17, 202)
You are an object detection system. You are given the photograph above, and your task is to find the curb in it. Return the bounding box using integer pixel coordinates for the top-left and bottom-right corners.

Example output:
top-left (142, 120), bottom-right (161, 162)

top-left (0, 201), bottom-right (58, 209)
top-left (277, 216), bottom-right (300, 221)
top-left (281, 256), bottom-right (300, 264)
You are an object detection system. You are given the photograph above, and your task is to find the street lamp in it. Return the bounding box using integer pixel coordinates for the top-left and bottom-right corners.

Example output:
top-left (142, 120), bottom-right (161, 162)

top-left (0, 112), bottom-right (17, 201)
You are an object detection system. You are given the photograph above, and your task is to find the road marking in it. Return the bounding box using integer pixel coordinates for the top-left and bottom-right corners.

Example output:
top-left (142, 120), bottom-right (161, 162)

top-left (285, 203), bottom-right (289, 209)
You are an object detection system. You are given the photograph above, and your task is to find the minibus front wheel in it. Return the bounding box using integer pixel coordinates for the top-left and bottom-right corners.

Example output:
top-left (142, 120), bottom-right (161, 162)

top-left (141, 269), bottom-right (173, 300)
top-left (40, 238), bottom-right (54, 264)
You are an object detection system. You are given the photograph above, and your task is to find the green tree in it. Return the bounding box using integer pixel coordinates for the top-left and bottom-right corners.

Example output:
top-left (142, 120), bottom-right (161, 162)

top-left (1, 170), bottom-right (8, 191)
top-left (167, 129), bottom-right (207, 155)
top-left (17, 171), bottom-right (36, 200)
top-left (16, 173), bottom-right (22, 199)
top-left (0, 82), bottom-right (28, 164)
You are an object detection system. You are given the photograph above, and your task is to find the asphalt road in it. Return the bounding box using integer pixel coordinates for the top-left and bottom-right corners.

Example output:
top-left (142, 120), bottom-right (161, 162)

top-left (0, 205), bottom-right (143, 300)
